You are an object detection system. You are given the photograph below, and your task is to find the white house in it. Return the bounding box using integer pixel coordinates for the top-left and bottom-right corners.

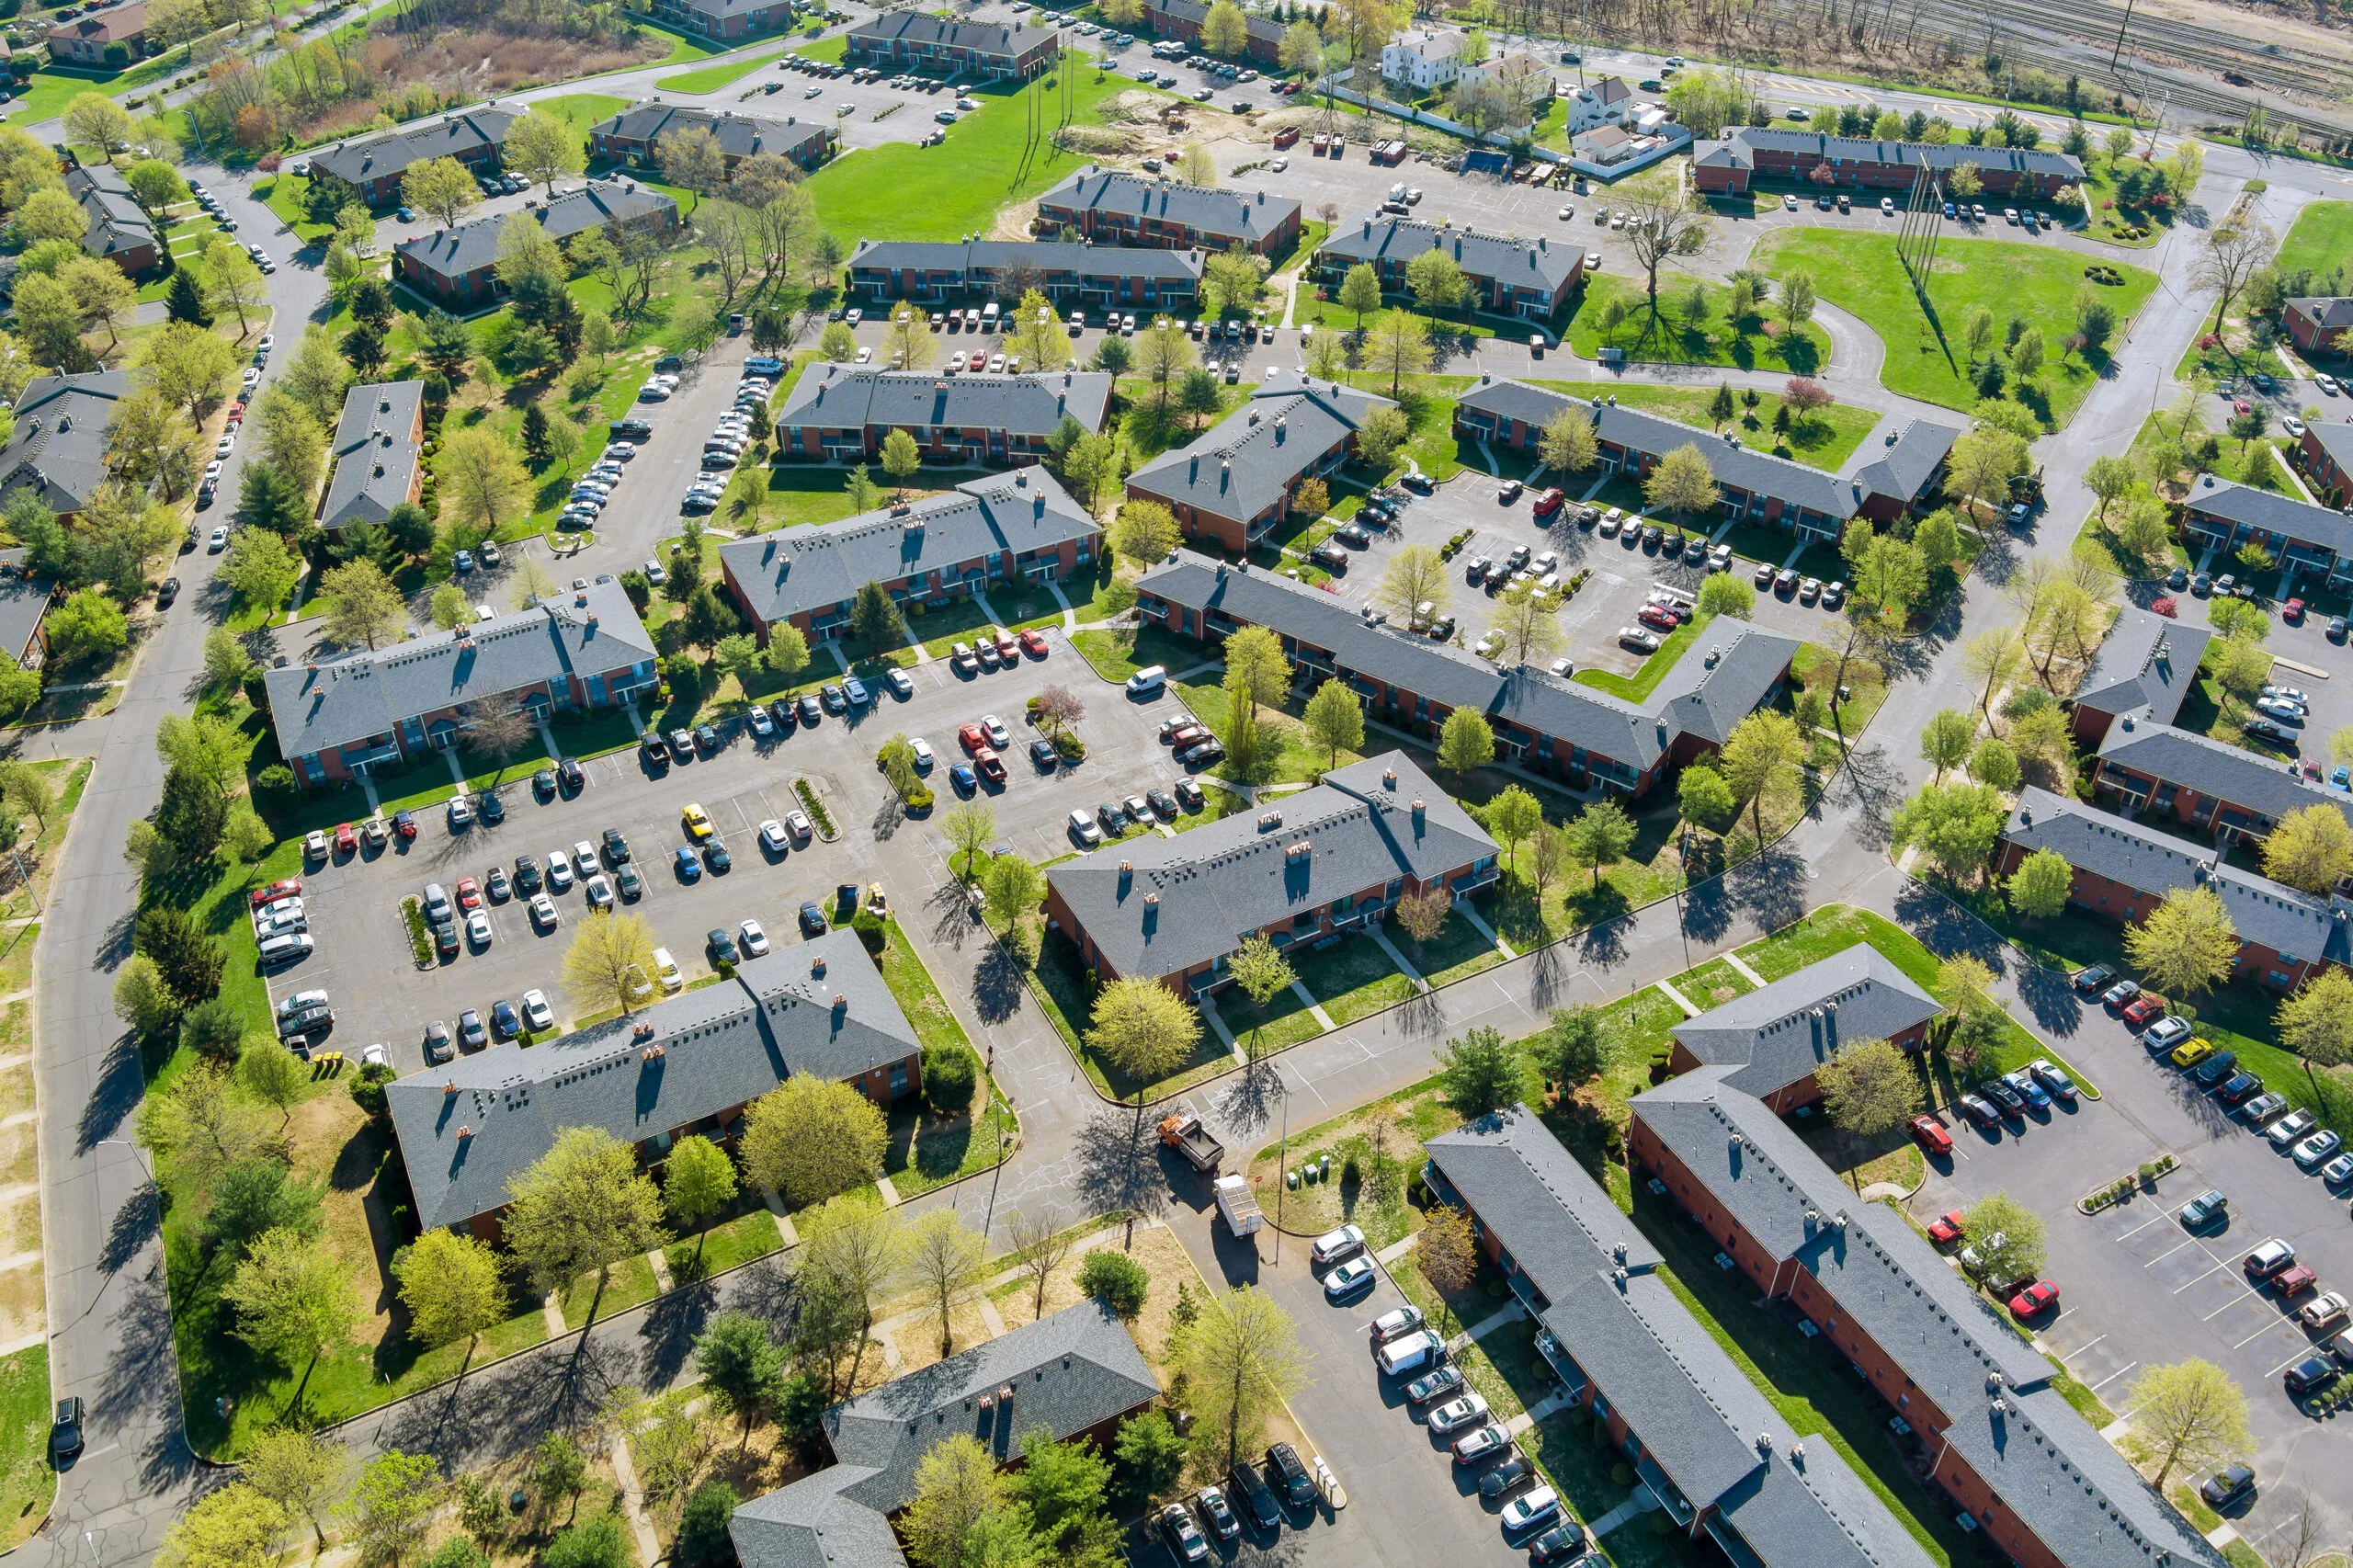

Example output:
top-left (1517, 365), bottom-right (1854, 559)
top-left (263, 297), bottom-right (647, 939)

top-left (1380, 28), bottom-right (1465, 91)
top-left (1459, 51), bottom-right (1548, 97)
top-left (1556, 74), bottom-right (1632, 134)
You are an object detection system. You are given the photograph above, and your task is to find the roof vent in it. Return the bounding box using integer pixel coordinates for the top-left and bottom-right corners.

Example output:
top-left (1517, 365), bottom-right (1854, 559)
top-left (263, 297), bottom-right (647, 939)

top-left (811, 955), bottom-right (826, 977)
top-left (1756, 1432), bottom-right (1773, 1455)
top-left (833, 994), bottom-right (847, 1007)
top-left (1382, 767), bottom-right (1397, 789)
top-left (456, 1125), bottom-right (473, 1139)
top-left (1143, 891), bottom-right (1160, 904)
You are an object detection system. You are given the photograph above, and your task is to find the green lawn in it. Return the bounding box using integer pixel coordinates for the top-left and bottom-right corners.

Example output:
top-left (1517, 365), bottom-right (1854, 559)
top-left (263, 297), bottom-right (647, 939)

top-left (532, 93), bottom-right (633, 140)
top-left (0, 1346), bottom-right (53, 1549)
top-left (1529, 379), bottom-right (1881, 472)
top-left (1292, 934), bottom-right (1412, 1024)
top-left (665, 1205), bottom-right (784, 1285)
top-left (806, 65), bottom-right (1154, 244)
top-left (1563, 271), bottom-right (1833, 375)
top-left (2073, 161), bottom-right (2172, 250)
top-left (793, 34), bottom-right (850, 63)
top-left (2277, 199), bottom-right (2353, 278)
top-left (8, 65), bottom-right (119, 125)
top-left (1574, 611), bottom-right (1714, 702)
top-left (657, 48), bottom-right (790, 92)
top-left (1750, 229), bottom-right (2159, 427)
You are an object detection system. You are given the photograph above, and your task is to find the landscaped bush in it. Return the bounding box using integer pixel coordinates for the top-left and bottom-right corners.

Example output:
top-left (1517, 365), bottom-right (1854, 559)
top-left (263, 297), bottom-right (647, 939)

top-left (1077, 1249), bottom-right (1150, 1320)
top-left (1610, 1462), bottom-right (1637, 1487)
top-left (254, 763), bottom-right (299, 816)
top-left (922, 1043), bottom-right (979, 1114)
top-left (851, 909), bottom-right (885, 954)
top-left (349, 1060), bottom-right (396, 1118)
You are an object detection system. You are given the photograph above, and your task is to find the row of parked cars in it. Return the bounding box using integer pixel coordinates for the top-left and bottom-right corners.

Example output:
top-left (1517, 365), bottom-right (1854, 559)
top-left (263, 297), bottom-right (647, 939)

top-left (682, 365), bottom-right (779, 514)
top-left (1306, 1224), bottom-right (1588, 1560)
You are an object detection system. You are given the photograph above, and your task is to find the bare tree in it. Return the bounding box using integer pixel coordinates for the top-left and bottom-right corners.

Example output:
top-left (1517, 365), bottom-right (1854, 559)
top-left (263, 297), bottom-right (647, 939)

top-left (463, 698), bottom-right (537, 786)
top-left (2191, 219), bottom-right (2277, 338)
top-left (2258, 1488), bottom-right (2336, 1568)
top-left (1002, 1206), bottom-right (1078, 1324)
top-left (1619, 173), bottom-right (1716, 322)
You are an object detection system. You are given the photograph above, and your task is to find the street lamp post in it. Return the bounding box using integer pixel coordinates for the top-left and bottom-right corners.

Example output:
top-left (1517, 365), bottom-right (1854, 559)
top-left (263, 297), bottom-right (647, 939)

top-left (1271, 1065), bottom-right (1290, 1265)
top-left (1674, 824), bottom-right (1692, 973)
top-left (982, 1041), bottom-right (1008, 1241)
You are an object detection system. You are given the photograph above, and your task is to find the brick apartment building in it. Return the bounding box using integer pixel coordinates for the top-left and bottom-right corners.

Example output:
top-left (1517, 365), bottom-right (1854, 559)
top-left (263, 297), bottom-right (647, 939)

top-left (1455, 379), bottom-right (1957, 542)
top-left (395, 180), bottom-right (678, 306)
top-left (2284, 297), bottom-right (2353, 358)
top-left (845, 238), bottom-right (1205, 309)
top-left (2093, 711), bottom-right (2353, 846)
top-left (1421, 1106), bottom-right (1941, 1568)
top-left (1690, 128), bottom-right (2083, 199)
top-left (309, 106), bottom-right (520, 207)
top-left (651, 0), bottom-right (790, 41)
top-left (47, 0), bottom-right (145, 63)
top-left (732, 1302), bottom-right (1160, 1568)
top-left (389, 928), bottom-right (922, 1242)
top-left (1631, 1072), bottom-right (2226, 1568)
top-left (718, 468), bottom-right (1098, 645)
top-left (2296, 421), bottom-right (2353, 506)
top-left (319, 381), bottom-right (426, 531)
top-left (0, 370), bottom-right (132, 522)
top-left (1143, 0), bottom-right (1286, 62)
top-left (1044, 753), bottom-right (1499, 998)
top-left (1315, 215), bottom-right (1584, 322)
top-left (846, 13), bottom-right (1060, 77)
top-left (64, 163), bottom-right (158, 273)
top-left (1998, 787), bottom-right (2353, 991)
top-left (1133, 552), bottom-right (1800, 799)
top-left (2067, 606), bottom-right (2211, 746)
top-left (589, 103), bottom-right (835, 172)
top-left (2177, 472), bottom-right (2353, 592)
top-left (770, 365), bottom-right (1114, 466)
top-left (1665, 946), bottom-right (1941, 1112)
top-left (1124, 372), bottom-right (1389, 553)
top-left (1035, 168), bottom-right (1302, 257)
top-left (265, 581), bottom-right (655, 786)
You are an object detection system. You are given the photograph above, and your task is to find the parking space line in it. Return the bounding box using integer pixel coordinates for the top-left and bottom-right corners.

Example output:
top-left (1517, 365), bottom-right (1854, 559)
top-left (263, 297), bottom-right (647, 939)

top-left (2142, 1238), bottom-right (2197, 1267)
top-left (2086, 1360), bottom-right (2138, 1392)
top-left (2268, 1352), bottom-right (2315, 1377)
top-left (2203, 1288), bottom-right (2260, 1321)
top-left (2232, 1321), bottom-right (2286, 1349)
top-left (2173, 1260), bottom-right (2228, 1292)
top-left (2114, 1209), bottom-right (2177, 1240)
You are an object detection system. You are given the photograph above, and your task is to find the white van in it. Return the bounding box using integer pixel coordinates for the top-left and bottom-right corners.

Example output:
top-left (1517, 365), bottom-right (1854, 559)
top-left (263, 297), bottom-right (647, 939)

top-left (258, 934), bottom-right (314, 968)
top-left (1375, 1329), bottom-right (1443, 1377)
top-left (653, 948), bottom-right (683, 992)
top-left (1126, 664), bottom-right (1167, 696)
top-left (981, 301), bottom-right (1001, 330)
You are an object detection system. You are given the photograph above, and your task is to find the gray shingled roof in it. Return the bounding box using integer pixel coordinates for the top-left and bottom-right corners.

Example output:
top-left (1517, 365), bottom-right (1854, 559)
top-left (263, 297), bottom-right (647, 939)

top-left (590, 103), bottom-right (832, 164)
top-left (1847, 417), bottom-right (1960, 507)
top-left (1700, 127), bottom-right (2083, 180)
top-left (2306, 420), bottom-right (2353, 476)
top-left (396, 180), bottom-right (677, 282)
top-left (65, 164), bottom-right (153, 261)
top-left (1038, 168), bottom-right (1302, 246)
top-left (776, 364), bottom-right (1114, 439)
top-left (2096, 715), bottom-right (2353, 833)
top-left (1427, 1108), bottom-right (1934, 1568)
top-left (1047, 752), bottom-right (1495, 980)
top-left (732, 1302), bottom-right (1160, 1568)
top-left (0, 550), bottom-right (53, 665)
top-left (390, 926), bottom-right (918, 1231)
top-left (265, 581), bottom-right (654, 761)
top-left (847, 237), bottom-right (1208, 284)
top-left (2003, 787), bottom-right (2353, 968)
top-left (321, 381), bottom-right (424, 531)
top-left (1669, 947), bottom-right (1940, 1099)
top-left (2180, 472), bottom-right (2353, 557)
top-left (0, 371), bottom-right (130, 517)
top-left (849, 11), bottom-right (1059, 55)
top-left (718, 467), bottom-right (1098, 629)
top-left (2073, 608), bottom-right (2210, 724)
top-left (1126, 372), bottom-right (1390, 527)
top-left (311, 107), bottom-right (518, 189)
top-left (2288, 297), bottom-right (2353, 332)
top-left (1154, 0), bottom-right (1288, 43)
top-left (1134, 551), bottom-right (1801, 772)
top-left (1318, 214), bottom-right (1582, 296)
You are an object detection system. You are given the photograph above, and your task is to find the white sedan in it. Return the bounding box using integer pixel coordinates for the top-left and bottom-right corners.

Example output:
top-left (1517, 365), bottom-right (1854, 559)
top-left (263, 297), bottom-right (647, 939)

top-left (529, 893), bottom-right (559, 929)
top-left (215, 433), bottom-right (235, 457)
top-left (748, 706), bottom-right (775, 738)
top-left (521, 989), bottom-right (554, 1030)
top-left (464, 910), bottom-right (493, 947)
top-left (981, 714), bottom-right (1011, 749)
top-left (910, 737), bottom-right (935, 770)
top-left (739, 918), bottom-right (771, 958)
top-left (1427, 1394), bottom-right (1491, 1436)
top-left (256, 333), bottom-right (274, 352)
top-left (1069, 808), bottom-right (1103, 846)
top-left (759, 818), bottom-right (790, 854)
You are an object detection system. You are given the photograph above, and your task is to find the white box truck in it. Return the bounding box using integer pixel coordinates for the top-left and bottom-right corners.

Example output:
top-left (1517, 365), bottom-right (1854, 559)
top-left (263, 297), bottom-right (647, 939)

top-left (1214, 1175), bottom-right (1263, 1238)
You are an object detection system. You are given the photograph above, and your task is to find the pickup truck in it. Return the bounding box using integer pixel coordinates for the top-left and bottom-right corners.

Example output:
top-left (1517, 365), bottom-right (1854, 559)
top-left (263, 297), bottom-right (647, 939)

top-left (1213, 1174), bottom-right (1263, 1238)
top-left (1159, 1113), bottom-right (1224, 1173)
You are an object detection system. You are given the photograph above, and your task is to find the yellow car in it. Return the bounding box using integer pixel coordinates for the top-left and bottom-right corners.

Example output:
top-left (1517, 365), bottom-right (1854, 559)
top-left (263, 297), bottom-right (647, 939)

top-left (2170, 1038), bottom-right (2213, 1070)
top-left (681, 802), bottom-right (713, 842)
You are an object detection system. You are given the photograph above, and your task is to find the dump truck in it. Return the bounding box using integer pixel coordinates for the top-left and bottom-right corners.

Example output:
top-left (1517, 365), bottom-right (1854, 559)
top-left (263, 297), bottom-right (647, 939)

top-left (1159, 1112), bottom-right (1224, 1173)
top-left (1213, 1174), bottom-right (1264, 1237)
top-left (1370, 139), bottom-right (1408, 165)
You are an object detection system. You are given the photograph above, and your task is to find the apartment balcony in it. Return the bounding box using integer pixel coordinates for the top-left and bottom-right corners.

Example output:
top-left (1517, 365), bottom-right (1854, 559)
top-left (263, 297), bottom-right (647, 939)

top-left (1532, 1330), bottom-right (1587, 1398)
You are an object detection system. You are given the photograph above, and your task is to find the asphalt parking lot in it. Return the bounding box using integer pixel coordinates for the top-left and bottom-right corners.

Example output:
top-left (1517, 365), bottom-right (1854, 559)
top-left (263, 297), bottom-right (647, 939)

top-left (1909, 994), bottom-right (2353, 1547)
top-left (264, 631), bottom-right (1204, 1072)
top-left (1137, 1182), bottom-right (1555, 1568)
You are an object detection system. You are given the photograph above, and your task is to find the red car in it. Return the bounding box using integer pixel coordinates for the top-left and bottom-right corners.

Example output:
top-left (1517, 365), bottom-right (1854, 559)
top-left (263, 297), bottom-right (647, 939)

top-left (1637, 604), bottom-right (1679, 631)
top-left (392, 809), bottom-right (416, 839)
top-left (1909, 1115), bottom-right (1953, 1157)
top-left (2120, 995), bottom-right (2166, 1029)
top-left (967, 349), bottom-right (987, 370)
top-left (455, 876), bottom-right (483, 911)
top-left (2283, 597), bottom-right (2305, 623)
top-left (1927, 1209), bottom-right (1966, 1244)
top-left (1018, 629), bottom-right (1050, 658)
top-left (2008, 1279), bottom-right (2060, 1318)
top-left (2233, 399), bottom-right (2251, 415)
top-left (2273, 1264), bottom-right (2318, 1297)
top-left (974, 746), bottom-right (1006, 783)
top-left (248, 878), bottom-right (302, 909)
top-left (333, 822), bottom-right (357, 856)
top-left (958, 722), bottom-right (989, 754)
top-left (1532, 487), bottom-right (1565, 517)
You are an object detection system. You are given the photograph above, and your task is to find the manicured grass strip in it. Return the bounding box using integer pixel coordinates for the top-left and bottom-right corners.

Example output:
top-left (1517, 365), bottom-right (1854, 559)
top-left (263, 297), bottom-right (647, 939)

top-left (0, 1346), bottom-right (54, 1547)
top-left (1563, 271), bottom-right (1834, 375)
top-left (1750, 229), bottom-right (2158, 427)
top-left (1529, 378), bottom-right (1881, 472)
top-left (560, 1253), bottom-right (660, 1330)
top-left (657, 48), bottom-right (790, 93)
top-left (532, 93), bottom-right (633, 140)
top-left (2278, 200), bottom-right (2353, 278)
top-left (878, 917), bottom-right (971, 1054)
top-left (1573, 611), bottom-right (1713, 701)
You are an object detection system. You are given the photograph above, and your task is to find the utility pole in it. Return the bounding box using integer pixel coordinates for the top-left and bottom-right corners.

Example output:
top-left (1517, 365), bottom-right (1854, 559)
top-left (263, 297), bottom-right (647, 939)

top-left (2109, 0), bottom-right (2137, 70)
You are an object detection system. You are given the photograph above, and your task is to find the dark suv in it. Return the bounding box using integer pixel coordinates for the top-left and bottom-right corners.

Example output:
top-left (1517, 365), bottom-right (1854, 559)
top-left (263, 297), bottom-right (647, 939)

top-left (1228, 1459), bottom-right (1280, 1529)
top-left (603, 828), bottom-right (631, 865)
top-left (1264, 1443), bottom-right (1314, 1510)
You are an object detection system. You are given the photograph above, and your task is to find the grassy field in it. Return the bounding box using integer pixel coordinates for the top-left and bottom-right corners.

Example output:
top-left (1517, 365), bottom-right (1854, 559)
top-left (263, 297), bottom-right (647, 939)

top-left (1563, 272), bottom-right (1833, 374)
top-left (1750, 230), bottom-right (2159, 426)
top-left (8, 64), bottom-right (119, 125)
top-left (656, 48), bottom-right (790, 93)
top-left (532, 93), bottom-right (633, 140)
top-left (0, 1346), bottom-right (51, 1546)
top-left (2072, 161), bottom-right (2172, 251)
top-left (2277, 200), bottom-right (2353, 278)
top-left (806, 65), bottom-right (1151, 244)
top-left (1529, 379), bottom-right (1881, 472)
